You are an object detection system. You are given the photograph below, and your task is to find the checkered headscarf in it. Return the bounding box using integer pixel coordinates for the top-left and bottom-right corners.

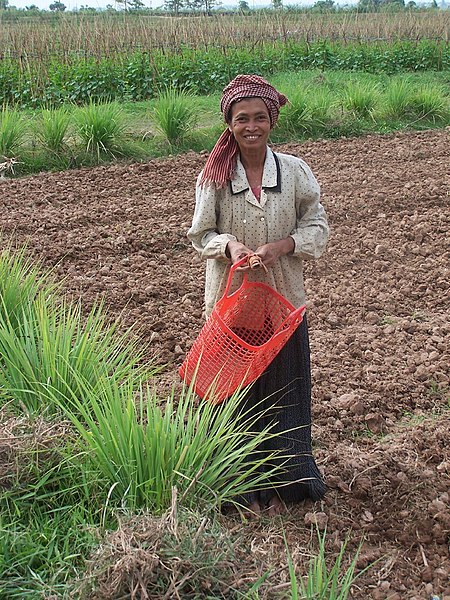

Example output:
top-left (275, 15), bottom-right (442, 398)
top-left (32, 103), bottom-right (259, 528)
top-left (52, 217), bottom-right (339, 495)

top-left (199, 75), bottom-right (288, 189)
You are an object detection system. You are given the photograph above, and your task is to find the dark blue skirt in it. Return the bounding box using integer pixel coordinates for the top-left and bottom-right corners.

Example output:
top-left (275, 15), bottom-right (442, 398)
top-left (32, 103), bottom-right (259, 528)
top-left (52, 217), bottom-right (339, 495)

top-left (236, 315), bottom-right (326, 507)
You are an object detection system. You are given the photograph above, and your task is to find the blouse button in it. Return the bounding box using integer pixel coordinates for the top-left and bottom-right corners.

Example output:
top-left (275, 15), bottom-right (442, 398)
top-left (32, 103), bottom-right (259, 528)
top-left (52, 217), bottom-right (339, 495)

top-left (260, 217), bottom-right (265, 222)
top-left (243, 219), bottom-right (247, 224)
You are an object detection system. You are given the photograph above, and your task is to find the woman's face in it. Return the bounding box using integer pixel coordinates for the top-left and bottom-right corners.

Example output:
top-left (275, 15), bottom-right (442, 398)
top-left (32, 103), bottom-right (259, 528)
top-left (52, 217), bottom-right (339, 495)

top-left (227, 98), bottom-right (271, 153)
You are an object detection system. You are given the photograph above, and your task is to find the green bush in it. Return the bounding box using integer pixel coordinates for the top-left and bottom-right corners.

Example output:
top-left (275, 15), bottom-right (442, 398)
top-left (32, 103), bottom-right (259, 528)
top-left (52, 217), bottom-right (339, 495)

top-left (1, 41), bottom-right (448, 109)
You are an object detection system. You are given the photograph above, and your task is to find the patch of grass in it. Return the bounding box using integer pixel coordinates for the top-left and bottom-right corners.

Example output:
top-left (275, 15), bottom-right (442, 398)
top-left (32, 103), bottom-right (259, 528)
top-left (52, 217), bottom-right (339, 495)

top-left (341, 81), bottom-right (380, 118)
top-left (0, 503), bottom-right (98, 599)
top-left (275, 90), bottom-right (316, 139)
top-left (34, 107), bottom-right (71, 155)
top-left (151, 86), bottom-right (198, 150)
top-left (285, 529), bottom-right (370, 600)
top-left (0, 106), bottom-right (26, 159)
top-left (73, 101), bottom-right (129, 161)
top-left (409, 85), bottom-right (450, 124)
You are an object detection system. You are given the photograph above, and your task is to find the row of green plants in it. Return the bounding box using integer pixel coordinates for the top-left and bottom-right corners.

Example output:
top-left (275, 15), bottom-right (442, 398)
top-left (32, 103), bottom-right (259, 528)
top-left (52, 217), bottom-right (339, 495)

top-left (1, 40), bottom-right (448, 108)
top-left (0, 245), bottom-right (367, 597)
top-left (1, 72), bottom-right (449, 176)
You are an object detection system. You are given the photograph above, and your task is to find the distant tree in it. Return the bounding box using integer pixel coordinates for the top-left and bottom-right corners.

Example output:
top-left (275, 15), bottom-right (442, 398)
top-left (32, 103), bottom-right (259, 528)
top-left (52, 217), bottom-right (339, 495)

top-left (164, 0), bottom-right (184, 14)
top-left (311, 0), bottom-right (335, 10)
top-left (238, 0), bottom-right (250, 10)
top-left (129, 0), bottom-right (144, 9)
top-left (49, 0), bottom-right (66, 9)
top-left (272, 0), bottom-right (282, 8)
top-left (0, 0), bottom-right (9, 9)
top-left (25, 3), bottom-right (40, 7)
top-left (357, 0), bottom-right (381, 11)
top-left (185, 0), bottom-right (220, 14)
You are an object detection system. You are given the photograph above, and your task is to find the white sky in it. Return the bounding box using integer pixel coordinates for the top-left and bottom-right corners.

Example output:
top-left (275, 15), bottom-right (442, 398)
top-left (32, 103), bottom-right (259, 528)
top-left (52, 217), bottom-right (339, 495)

top-left (9, 0), bottom-right (317, 11)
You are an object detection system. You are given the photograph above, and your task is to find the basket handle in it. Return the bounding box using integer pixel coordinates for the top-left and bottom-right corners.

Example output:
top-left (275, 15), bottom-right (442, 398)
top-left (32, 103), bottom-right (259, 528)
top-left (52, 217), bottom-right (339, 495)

top-left (272, 303), bottom-right (307, 338)
top-left (223, 256), bottom-right (249, 297)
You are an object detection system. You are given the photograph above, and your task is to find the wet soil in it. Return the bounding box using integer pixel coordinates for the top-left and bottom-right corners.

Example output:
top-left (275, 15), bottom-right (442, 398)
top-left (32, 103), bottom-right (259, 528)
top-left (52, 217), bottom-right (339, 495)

top-left (1, 128), bottom-right (449, 598)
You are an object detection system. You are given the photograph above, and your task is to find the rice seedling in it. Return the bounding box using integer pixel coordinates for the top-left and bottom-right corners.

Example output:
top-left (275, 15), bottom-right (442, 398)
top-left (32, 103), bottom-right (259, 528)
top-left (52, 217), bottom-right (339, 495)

top-left (382, 77), bottom-right (414, 120)
top-left (0, 294), bottom-right (152, 415)
top-left (409, 85), bottom-right (450, 123)
top-left (47, 369), bottom-right (294, 513)
top-left (73, 101), bottom-right (127, 160)
top-left (0, 106), bottom-right (26, 158)
top-left (0, 495), bottom-right (99, 598)
top-left (275, 90), bottom-right (315, 140)
top-left (34, 107), bottom-right (71, 155)
top-left (151, 86), bottom-right (197, 149)
top-left (341, 81), bottom-right (380, 118)
top-left (0, 245), bottom-right (58, 332)
top-left (285, 529), bottom-right (369, 600)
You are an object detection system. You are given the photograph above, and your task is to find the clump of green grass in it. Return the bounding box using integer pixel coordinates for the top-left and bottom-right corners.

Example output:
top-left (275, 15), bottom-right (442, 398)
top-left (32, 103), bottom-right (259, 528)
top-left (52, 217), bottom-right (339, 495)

top-left (0, 246), bottom-right (152, 416)
top-left (0, 296), bottom-right (151, 415)
top-left (0, 245), bottom-right (57, 331)
top-left (383, 77), bottom-right (414, 120)
top-left (275, 90), bottom-right (315, 140)
top-left (409, 85), bottom-right (449, 123)
top-left (50, 369), bottom-right (289, 513)
top-left (35, 107), bottom-right (71, 153)
top-left (0, 106), bottom-right (26, 158)
top-left (151, 87), bottom-right (197, 149)
top-left (73, 101), bottom-right (128, 161)
top-left (285, 529), bottom-right (370, 600)
top-left (342, 81), bottom-right (380, 118)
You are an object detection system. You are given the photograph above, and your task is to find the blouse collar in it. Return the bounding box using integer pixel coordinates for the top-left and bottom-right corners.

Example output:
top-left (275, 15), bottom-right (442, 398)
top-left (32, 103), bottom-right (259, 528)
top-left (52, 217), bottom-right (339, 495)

top-left (230, 147), bottom-right (281, 195)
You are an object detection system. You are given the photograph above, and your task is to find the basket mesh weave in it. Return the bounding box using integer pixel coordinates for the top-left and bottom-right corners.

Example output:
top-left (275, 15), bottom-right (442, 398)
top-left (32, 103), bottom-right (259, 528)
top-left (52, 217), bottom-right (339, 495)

top-left (179, 261), bottom-right (305, 403)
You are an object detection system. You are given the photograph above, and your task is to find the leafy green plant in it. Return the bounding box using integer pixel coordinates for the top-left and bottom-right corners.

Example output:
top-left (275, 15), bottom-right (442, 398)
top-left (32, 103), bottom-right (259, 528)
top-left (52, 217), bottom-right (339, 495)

top-left (0, 294), bottom-right (151, 415)
top-left (383, 77), bottom-right (414, 119)
top-left (409, 85), bottom-right (449, 123)
top-left (0, 245), bottom-right (57, 332)
top-left (285, 529), bottom-right (368, 600)
top-left (0, 106), bottom-right (26, 158)
top-left (151, 86), bottom-right (197, 149)
top-left (34, 107), bottom-right (71, 154)
top-left (48, 370), bottom-right (291, 513)
top-left (73, 101), bottom-right (127, 160)
top-left (342, 81), bottom-right (380, 117)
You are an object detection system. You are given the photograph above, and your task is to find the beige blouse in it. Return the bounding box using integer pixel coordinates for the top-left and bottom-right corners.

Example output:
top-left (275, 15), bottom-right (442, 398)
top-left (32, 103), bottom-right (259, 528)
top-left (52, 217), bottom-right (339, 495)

top-left (187, 147), bottom-right (329, 317)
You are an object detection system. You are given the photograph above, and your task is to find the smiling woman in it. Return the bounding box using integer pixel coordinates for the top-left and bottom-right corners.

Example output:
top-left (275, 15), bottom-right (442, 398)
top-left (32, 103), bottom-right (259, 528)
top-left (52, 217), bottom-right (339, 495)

top-left (187, 74), bottom-right (330, 517)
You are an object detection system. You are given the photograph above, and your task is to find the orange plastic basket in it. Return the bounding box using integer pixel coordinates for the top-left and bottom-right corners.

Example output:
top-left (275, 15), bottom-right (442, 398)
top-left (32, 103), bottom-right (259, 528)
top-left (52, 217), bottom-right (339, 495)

top-left (179, 258), bottom-right (306, 403)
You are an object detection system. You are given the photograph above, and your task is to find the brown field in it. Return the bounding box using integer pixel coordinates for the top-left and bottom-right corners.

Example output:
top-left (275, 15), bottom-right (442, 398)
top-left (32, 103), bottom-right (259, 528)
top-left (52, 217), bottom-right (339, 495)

top-left (0, 127), bottom-right (449, 597)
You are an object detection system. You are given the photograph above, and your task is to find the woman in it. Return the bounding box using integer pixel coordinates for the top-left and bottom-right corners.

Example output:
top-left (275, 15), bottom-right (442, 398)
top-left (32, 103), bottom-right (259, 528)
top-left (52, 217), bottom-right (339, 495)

top-left (187, 75), bottom-right (329, 516)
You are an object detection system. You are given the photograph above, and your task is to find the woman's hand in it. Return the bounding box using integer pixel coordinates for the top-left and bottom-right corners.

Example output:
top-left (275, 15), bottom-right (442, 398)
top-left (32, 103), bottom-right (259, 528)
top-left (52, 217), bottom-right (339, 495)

top-left (226, 240), bottom-right (254, 265)
top-left (254, 237), bottom-right (295, 268)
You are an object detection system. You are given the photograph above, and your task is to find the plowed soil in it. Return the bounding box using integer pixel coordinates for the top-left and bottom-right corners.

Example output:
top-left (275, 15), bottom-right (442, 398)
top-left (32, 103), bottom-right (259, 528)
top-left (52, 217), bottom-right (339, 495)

top-left (1, 128), bottom-right (449, 598)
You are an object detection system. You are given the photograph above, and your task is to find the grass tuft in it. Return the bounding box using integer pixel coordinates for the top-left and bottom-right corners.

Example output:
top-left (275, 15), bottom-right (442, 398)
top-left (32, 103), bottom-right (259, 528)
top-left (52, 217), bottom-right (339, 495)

top-left (74, 101), bottom-right (128, 161)
top-left (151, 87), bottom-right (197, 149)
top-left (0, 106), bottom-right (26, 159)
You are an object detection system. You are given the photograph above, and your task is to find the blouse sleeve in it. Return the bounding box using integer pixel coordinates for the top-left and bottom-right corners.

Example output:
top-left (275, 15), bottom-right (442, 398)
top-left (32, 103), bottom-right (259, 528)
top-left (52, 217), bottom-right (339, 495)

top-left (290, 160), bottom-right (329, 260)
top-left (187, 174), bottom-right (237, 260)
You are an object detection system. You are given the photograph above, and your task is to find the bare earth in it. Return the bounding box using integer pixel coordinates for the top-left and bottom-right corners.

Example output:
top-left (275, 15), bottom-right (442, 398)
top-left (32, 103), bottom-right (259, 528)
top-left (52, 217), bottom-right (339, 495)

top-left (1, 128), bottom-right (449, 598)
